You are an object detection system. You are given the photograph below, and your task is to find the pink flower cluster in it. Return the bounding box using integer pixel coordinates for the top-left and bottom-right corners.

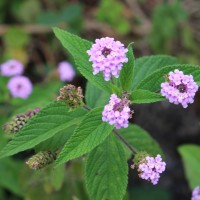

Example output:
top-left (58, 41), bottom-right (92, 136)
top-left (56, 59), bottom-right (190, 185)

top-left (161, 69), bottom-right (198, 108)
top-left (57, 61), bottom-right (75, 82)
top-left (138, 155), bottom-right (166, 185)
top-left (7, 76), bottom-right (33, 99)
top-left (0, 59), bottom-right (33, 99)
top-left (102, 94), bottom-right (132, 129)
top-left (192, 186), bottom-right (200, 200)
top-left (0, 59), bottom-right (24, 77)
top-left (87, 37), bottom-right (128, 81)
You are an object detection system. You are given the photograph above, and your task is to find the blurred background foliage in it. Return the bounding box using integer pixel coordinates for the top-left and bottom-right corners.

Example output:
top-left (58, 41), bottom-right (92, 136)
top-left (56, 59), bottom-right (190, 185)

top-left (0, 0), bottom-right (200, 199)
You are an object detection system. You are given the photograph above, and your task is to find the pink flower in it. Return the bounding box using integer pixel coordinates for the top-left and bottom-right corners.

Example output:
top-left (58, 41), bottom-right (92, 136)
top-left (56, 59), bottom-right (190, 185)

top-left (138, 155), bottom-right (166, 185)
top-left (57, 61), bottom-right (75, 82)
top-left (87, 37), bottom-right (128, 81)
top-left (161, 69), bottom-right (198, 108)
top-left (7, 76), bottom-right (32, 99)
top-left (102, 94), bottom-right (133, 129)
top-left (192, 186), bottom-right (200, 200)
top-left (0, 59), bottom-right (24, 76)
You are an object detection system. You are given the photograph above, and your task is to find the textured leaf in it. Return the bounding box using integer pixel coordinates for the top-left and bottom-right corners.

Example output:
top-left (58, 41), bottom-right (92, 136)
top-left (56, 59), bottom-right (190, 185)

top-left (53, 27), bottom-right (113, 93)
top-left (55, 107), bottom-right (114, 166)
top-left (120, 43), bottom-right (134, 91)
top-left (119, 124), bottom-right (163, 156)
top-left (178, 144), bottom-right (200, 189)
top-left (85, 134), bottom-right (128, 200)
top-left (136, 64), bottom-right (200, 92)
top-left (132, 55), bottom-right (177, 89)
top-left (0, 101), bottom-right (87, 159)
top-left (85, 81), bottom-right (110, 108)
top-left (130, 89), bottom-right (165, 104)
top-left (35, 126), bottom-right (75, 151)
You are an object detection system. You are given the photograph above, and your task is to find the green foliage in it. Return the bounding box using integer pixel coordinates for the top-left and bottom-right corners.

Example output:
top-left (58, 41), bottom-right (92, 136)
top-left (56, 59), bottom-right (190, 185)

top-left (37, 4), bottom-right (82, 25)
top-left (132, 55), bottom-right (177, 89)
top-left (35, 126), bottom-right (75, 151)
top-left (13, 0), bottom-right (41, 23)
top-left (85, 81), bottom-right (110, 108)
top-left (50, 164), bottom-right (65, 191)
top-left (0, 158), bottom-right (24, 197)
top-left (3, 27), bottom-right (30, 49)
top-left (53, 27), bottom-right (113, 93)
top-left (55, 107), bottom-right (114, 166)
top-left (137, 65), bottom-right (200, 92)
top-left (96, 0), bottom-right (130, 35)
top-left (149, 1), bottom-right (187, 53)
top-left (85, 134), bottom-right (128, 200)
top-left (130, 89), bottom-right (165, 104)
top-left (119, 124), bottom-right (163, 157)
top-left (0, 101), bottom-right (86, 159)
top-left (178, 144), bottom-right (200, 189)
top-left (120, 43), bottom-right (135, 91)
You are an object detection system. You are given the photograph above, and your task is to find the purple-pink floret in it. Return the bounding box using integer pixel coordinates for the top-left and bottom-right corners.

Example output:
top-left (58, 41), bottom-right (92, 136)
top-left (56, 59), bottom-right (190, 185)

top-left (102, 94), bottom-right (132, 129)
top-left (138, 155), bottom-right (166, 185)
top-left (0, 59), bottom-right (24, 77)
top-left (161, 69), bottom-right (198, 108)
top-left (191, 186), bottom-right (200, 200)
top-left (87, 37), bottom-right (128, 81)
top-left (7, 76), bottom-right (32, 99)
top-left (57, 61), bottom-right (75, 82)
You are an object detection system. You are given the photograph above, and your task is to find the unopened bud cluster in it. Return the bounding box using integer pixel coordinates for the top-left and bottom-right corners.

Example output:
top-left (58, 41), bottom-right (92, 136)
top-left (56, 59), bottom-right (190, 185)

top-left (3, 108), bottom-right (40, 134)
top-left (26, 151), bottom-right (57, 170)
top-left (57, 84), bottom-right (84, 109)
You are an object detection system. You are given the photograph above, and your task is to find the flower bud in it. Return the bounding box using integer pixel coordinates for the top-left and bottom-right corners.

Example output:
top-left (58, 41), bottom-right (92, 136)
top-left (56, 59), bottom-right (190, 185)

top-left (26, 151), bottom-right (57, 170)
top-left (3, 108), bottom-right (40, 134)
top-left (57, 84), bottom-right (84, 109)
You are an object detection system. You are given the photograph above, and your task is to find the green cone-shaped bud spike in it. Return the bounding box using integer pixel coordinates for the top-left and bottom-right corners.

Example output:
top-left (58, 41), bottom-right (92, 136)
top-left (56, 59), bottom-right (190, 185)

top-left (26, 151), bottom-right (57, 170)
top-left (57, 84), bottom-right (84, 109)
top-left (2, 108), bottom-right (40, 134)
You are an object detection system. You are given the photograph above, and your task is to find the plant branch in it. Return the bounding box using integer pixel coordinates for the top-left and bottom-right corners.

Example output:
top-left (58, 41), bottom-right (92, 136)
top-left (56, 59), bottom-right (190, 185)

top-left (83, 104), bottom-right (91, 111)
top-left (113, 129), bottom-right (137, 155)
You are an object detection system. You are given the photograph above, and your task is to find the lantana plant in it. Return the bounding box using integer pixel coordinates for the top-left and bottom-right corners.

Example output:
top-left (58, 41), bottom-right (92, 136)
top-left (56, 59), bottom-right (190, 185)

top-left (1, 27), bottom-right (200, 200)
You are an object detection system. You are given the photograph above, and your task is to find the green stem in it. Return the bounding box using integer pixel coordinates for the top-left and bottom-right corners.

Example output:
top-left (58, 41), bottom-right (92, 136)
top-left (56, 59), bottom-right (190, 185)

top-left (83, 104), bottom-right (91, 111)
top-left (113, 129), bottom-right (137, 155)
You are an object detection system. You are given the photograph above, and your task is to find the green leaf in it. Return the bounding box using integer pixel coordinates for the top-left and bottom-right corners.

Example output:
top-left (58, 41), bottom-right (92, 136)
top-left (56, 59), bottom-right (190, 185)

top-left (55, 107), bottom-right (114, 166)
top-left (50, 164), bottom-right (65, 191)
top-left (119, 124), bottom-right (163, 156)
top-left (130, 89), bottom-right (165, 104)
top-left (0, 101), bottom-right (87, 159)
top-left (132, 55), bottom-right (177, 89)
top-left (85, 134), bottom-right (128, 200)
top-left (35, 126), bottom-right (75, 151)
top-left (136, 64), bottom-right (200, 92)
top-left (120, 43), bottom-right (134, 91)
top-left (85, 81), bottom-right (110, 108)
top-left (0, 158), bottom-right (24, 196)
top-left (53, 27), bottom-right (113, 93)
top-left (178, 144), bottom-right (200, 189)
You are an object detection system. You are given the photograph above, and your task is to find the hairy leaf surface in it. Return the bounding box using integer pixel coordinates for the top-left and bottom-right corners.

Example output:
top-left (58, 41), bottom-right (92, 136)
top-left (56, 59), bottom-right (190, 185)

top-left (85, 134), bottom-right (128, 200)
top-left (0, 101), bottom-right (86, 158)
top-left (55, 107), bottom-right (114, 166)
